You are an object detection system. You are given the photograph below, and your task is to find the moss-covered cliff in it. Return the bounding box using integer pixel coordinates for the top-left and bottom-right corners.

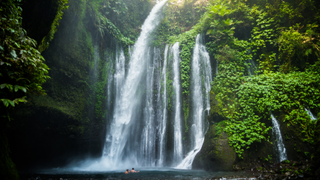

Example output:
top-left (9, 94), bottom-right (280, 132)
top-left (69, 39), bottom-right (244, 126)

top-left (8, 0), bottom-right (154, 170)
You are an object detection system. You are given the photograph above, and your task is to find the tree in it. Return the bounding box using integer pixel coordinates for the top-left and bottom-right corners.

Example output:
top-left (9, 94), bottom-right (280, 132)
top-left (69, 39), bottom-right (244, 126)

top-left (0, 0), bottom-right (50, 179)
top-left (0, 0), bottom-right (50, 109)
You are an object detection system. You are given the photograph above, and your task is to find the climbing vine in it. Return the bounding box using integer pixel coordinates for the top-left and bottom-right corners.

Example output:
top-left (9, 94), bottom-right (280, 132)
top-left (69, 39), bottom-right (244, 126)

top-left (38, 0), bottom-right (69, 52)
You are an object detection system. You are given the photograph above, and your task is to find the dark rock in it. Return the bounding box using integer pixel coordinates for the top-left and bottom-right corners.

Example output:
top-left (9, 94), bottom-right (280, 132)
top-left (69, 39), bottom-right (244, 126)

top-left (193, 124), bottom-right (236, 171)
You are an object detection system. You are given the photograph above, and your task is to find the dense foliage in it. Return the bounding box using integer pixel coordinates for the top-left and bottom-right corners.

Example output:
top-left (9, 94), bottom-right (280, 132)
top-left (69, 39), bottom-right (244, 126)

top-left (164, 0), bottom-right (320, 159)
top-left (204, 0), bottom-right (320, 158)
top-left (86, 0), bottom-right (154, 46)
top-left (0, 0), bottom-right (55, 179)
top-left (0, 0), bottom-right (50, 109)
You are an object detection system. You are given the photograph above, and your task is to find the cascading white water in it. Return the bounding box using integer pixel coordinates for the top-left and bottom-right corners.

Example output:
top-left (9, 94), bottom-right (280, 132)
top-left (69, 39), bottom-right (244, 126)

top-left (172, 42), bottom-right (183, 164)
top-left (158, 45), bottom-right (169, 167)
top-left (177, 34), bottom-right (212, 169)
top-left (305, 108), bottom-right (317, 120)
top-left (76, 1), bottom-right (217, 170)
top-left (246, 59), bottom-right (257, 76)
top-left (102, 44), bottom-right (126, 159)
top-left (114, 45), bottom-right (126, 103)
top-left (140, 47), bottom-right (160, 166)
top-left (102, 0), bottom-right (168, 168)
top-left (271, 114), bottom-right (287, 162)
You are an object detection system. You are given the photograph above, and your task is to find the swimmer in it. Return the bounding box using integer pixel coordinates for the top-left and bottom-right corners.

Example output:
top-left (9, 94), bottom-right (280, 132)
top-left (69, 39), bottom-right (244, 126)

top-left (130, 168), bottom-right (139, 173)
top-left (125, 169), bottom-right (130, 174)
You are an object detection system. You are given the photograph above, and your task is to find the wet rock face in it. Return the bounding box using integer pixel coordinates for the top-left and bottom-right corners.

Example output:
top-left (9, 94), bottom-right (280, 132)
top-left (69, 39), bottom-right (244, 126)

top-left (193, 124), bottom-right (236, 171)
top-left (8, 106), bottom-right (106, 170)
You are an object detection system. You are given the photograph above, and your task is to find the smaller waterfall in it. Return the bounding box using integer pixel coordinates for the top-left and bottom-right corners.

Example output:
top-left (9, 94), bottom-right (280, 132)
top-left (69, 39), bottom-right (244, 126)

top-left (271, 114), bottom-right (287, 162)
top-left (140, 47), bottom-right (162, 166)
top-left (172, 42), bottom-right (183, 164)
top-left (246, 59), bottom-right (257, 76)
top-left (305, 108), bottom-right (317, 120)
top-left (177, 34), bottom-right (212, 169)
top-left (103, 45), bottom-right (126, 160)
top-left (158, 45), bottom-right (169, 167)
top-left (106, 49), bottom-right (114, 111)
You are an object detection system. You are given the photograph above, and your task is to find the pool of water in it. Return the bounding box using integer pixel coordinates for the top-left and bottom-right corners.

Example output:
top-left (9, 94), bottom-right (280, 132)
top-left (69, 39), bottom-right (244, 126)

top-left (20, 168), bottom-right (258, 180)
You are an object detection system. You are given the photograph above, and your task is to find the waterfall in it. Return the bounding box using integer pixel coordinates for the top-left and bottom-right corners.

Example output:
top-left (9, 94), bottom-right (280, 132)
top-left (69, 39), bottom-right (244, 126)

top-left (140, 47), bottom-right (161, 166)
top-left (102, 44), bottom-right (126, 159)
top-left (158, 45), bottom-right (169, 167)
top-left (172, 42), bottom-right (183, 164)
top-left (271, 114), bottom-right (287, 162)
top-left (246, 59), bottom-right (257, 76)
top-left (101, 0), bottom-right (167, 168)
top-left (305, 108), bottom-right (317, 120)
top-left (177, 34), bottom-right (212, 169)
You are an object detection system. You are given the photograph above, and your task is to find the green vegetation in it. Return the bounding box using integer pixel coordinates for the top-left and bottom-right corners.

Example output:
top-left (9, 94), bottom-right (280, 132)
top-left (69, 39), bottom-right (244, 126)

top-left (38, 0), bottom-right (69, 52)
top-left (0, 0), bottom-right (54, 179)
top-left (86, 0), bottom-right (153, 45)
top-left (86, 0), bottom-right (133, 45)
top-left (0, 0), bottom-right (50, 108)
top-left (163, 0), bottom-right (320, 159)
top-left (205, 0), bottom-right (320, 158)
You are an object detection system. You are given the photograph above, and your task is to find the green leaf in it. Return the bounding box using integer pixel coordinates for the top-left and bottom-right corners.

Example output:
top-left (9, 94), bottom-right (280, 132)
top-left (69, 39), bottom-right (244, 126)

top-left (14, 85), bottom-right (19, 92)
top-left (21, 86), bottom-right (27, 93)
top-left (8, 100), bottom-right (15, 107)
top-left (1, 99), bottom-right (9, 107)
top-left (0, 84), bottom-right (6, 89)
top-left (11, 50), bottom-right (17, 59)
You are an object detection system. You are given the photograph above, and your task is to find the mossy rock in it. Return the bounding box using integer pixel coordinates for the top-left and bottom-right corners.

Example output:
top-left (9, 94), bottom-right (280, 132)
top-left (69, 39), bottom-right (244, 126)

top-left (193, 122), bottom-right (236, 171)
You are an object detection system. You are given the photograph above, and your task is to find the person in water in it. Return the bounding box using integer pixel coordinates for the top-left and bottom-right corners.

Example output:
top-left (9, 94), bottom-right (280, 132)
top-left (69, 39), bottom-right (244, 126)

top-left (130, 168), bottom-right (139, 173)
top-left (125, 169), bottom-right (130, 174)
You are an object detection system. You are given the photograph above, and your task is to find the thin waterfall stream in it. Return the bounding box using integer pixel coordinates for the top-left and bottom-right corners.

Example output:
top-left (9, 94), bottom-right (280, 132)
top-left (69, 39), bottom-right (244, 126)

top-left (305, 108), bottom-right (317, 120)
top-left (271, 114), bottom-right (287, 162)
top-left (158, 45), bottom-right (169, 167)
top-left (172, 42), bottom-right (183, 165)
top-left (177, 34), bottom-right (212, 169)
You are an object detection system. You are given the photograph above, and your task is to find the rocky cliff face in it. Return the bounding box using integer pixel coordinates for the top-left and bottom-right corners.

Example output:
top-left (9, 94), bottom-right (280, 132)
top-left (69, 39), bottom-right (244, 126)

top-left (193, 122), bottom-right (237, 171)
top-left (8, 0), bottom-right (152, 170)
top-left (9, 0), bottom-right (102, 169)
